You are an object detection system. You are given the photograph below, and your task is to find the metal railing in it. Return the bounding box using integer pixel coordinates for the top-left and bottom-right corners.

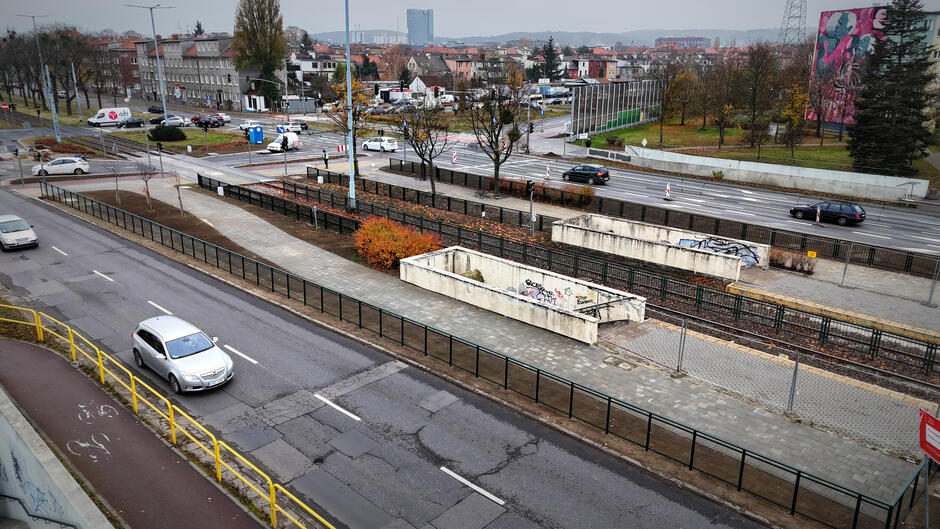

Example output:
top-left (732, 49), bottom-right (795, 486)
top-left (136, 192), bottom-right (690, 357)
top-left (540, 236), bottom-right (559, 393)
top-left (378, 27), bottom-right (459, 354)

top-left (216, 175), bottom-right (940, 385)
top-left (388, 159), bottom-right (940, 280)
top-left (0, 301), bottom-right (335, 529)
top-left (37, 180), bottom-right (924, 529)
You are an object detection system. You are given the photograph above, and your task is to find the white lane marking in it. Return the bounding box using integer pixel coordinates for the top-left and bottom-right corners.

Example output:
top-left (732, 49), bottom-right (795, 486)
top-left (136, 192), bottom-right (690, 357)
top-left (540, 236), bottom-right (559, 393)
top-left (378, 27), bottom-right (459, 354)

top-left (147, 301), bottom-right (173, 315)
top-left (724, 210), bottom-right (755, 216)
top-left (92, 270), bottom-right (114, 282)
top-left (314, 394), bottom-right (361, 421)
top-left (739, 197), bottom-right (759, 202)
top-left (740, 189), bottom-right (753, 194)
top-left (224, 344), bottom-right (259, 365)
top-left (51, 246), bottom-right (68, 256)
top-left (852, 232), bottom-right (891, 239)
top-left (908, 235), bottom-right (940, 244)
top-left (440, 466), bottom-right (505, 506)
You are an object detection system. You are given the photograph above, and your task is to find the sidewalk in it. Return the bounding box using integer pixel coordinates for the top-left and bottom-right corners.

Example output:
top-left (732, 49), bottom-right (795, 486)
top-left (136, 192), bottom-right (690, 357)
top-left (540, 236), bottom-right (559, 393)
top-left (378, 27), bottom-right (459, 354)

top-left (43, 177), bottom-right (925, 505)
top-left (0, 338), bottom-right (263, 529)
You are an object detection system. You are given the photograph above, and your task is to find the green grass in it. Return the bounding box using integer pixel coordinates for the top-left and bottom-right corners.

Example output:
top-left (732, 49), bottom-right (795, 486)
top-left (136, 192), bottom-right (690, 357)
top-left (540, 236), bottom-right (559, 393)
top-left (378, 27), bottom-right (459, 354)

top-left (575, 117), bottom-right (746, 148)
top-left (111, 130), bottom-right (248, 153)
top-left (4, 94), bottom-right (97, 127)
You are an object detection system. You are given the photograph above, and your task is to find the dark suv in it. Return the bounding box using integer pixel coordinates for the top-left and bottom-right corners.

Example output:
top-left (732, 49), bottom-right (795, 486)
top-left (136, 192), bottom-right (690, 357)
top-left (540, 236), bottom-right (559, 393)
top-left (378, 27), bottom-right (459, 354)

top-left (789, 201), bottom-right (866, 226)
top-left (195, 115), bottom-right (223, 128)
top-left (562, 164), bottom-right (610, 185)
top-left (147, 105), bottom-right (164, 113)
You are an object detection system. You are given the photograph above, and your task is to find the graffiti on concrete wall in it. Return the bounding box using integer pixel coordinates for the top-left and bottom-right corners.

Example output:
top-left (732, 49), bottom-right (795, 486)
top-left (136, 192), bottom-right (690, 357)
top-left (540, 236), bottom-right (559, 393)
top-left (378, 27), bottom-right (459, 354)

top-left (677, 237), bottom-right (760, 266)
top-left (520, 279), bottom-right (558, 305)
top-left (3, 448), bottom-right (64, 519)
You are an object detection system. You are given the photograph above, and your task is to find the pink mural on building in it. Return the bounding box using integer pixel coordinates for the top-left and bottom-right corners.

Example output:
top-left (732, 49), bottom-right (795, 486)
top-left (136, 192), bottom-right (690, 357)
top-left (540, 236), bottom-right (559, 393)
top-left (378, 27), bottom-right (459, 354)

top-left (807, 7), bottom-right (887, 125)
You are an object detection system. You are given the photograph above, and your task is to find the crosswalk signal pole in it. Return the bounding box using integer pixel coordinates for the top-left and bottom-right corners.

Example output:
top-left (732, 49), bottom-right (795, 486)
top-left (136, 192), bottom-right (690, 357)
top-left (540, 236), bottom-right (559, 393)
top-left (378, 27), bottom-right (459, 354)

top-left (526, 180), bottom-right (535, 237)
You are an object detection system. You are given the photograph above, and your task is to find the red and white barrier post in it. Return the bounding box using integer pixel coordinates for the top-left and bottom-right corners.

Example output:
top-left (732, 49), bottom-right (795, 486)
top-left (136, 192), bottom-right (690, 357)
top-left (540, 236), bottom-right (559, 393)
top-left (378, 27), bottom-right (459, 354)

top-left (663, 182), bottom-right (673, 201)
top-left (452, 151), bottom-right (457, 164)
top-left (816, 206), bottom-right (821, 225)
top-left (546, 166), bottom-right (550, 180)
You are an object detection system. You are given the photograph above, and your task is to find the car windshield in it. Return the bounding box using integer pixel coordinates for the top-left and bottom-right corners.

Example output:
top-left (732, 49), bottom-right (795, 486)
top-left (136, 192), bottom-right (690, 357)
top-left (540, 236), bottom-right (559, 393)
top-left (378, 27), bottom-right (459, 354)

top-left (0, 220), bottom-right (30, 233)
top-left (165, 332), bottom-right (214, 359)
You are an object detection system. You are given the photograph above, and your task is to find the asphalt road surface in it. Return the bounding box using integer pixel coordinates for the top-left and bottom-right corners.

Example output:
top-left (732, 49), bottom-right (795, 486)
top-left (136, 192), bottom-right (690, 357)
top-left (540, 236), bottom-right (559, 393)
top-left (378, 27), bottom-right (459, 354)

top-left (0, 185), bottom-right (767, 529)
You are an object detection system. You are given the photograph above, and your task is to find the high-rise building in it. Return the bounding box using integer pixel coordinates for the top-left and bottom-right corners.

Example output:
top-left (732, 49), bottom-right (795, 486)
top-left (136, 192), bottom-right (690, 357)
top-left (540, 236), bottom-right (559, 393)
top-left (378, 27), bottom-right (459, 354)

top-left (407, 9), bottom-right (434, 46)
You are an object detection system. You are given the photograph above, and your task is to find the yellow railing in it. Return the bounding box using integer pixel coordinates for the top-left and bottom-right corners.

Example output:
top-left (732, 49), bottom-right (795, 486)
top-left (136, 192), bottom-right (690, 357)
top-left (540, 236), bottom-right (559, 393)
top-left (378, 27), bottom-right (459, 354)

top-left (0, 303), bottom-right (335, 529)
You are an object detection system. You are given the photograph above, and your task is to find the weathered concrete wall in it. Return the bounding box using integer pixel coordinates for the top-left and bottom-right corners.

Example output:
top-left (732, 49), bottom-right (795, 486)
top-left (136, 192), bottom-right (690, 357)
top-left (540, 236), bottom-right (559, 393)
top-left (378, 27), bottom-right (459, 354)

top-left (552, 215), bottom-right (747, 281)
top-left (587, 146), bottom-right (930, 201)
top-left (400, 247), bottom-right (646, 344)
top-left (0, 387), bottom-right (113, 528)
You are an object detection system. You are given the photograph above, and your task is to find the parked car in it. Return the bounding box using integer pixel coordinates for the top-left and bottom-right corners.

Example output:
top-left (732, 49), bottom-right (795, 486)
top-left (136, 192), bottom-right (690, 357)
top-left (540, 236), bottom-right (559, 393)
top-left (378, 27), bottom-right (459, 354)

top-left (132, 316), bottom-right (234, 394)
top-left (32, 156), bottom-right (90, 176)
top-left (87, 107), bottom-right (131, 127)
top-left (238, 119), bottom-right (261, 130)
top-left (161, 116), bottom-right (187, 127)
top-left (267, 132), bottom-right (300, 152)
top-left (362, 136), bottom-right (398, 152)
top-left (147, 105), bottom-right (164, 113)
top-left (191, 113), bottom-right (209, 124)
top-left (195, 115), bottom-right (223, 128)
top-left (215, 112), bottom-right (232, 123)
top-left (789, 201), bottom-right (866, 226)
top-left (150, 115), bottom-right (167, 124)
top-left (562, 164), bottom-right (610, 185)
top-left (119, 117), bottom-right (145, 128)
top-left (288, 120), bottom-right (308, 131)
top-left (0, 215), bottom-right (38, 250)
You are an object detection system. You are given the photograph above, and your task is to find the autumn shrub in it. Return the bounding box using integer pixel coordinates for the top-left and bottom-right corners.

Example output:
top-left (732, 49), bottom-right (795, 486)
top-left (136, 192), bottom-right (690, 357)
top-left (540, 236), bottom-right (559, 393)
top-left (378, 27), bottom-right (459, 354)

top-left (769, 247), bottom-right (816, 274)
top-left (355, 217), bottom-right (442, 270)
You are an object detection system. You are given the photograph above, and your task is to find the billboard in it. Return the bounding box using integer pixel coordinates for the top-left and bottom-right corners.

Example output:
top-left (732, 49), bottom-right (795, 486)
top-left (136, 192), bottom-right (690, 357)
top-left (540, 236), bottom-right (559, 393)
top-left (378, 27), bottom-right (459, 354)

top-left (807, 7), bottom-right (887, 125)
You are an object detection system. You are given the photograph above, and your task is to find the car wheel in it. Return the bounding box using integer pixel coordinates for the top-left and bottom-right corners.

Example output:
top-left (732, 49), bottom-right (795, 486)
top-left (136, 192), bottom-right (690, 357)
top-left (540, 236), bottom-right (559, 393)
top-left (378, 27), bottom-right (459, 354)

top-left (38, 170), bottom-right (48, 176)
top-left (380, 146), bottom-right (386, 152)
top-left (362, 144), bottom-right (369, 151)
top-left (133, 349), bottom-right (145, 369)
top-left (562, 173), bottom-right (569, 181)
top-left (168, 374), bottom-right (182, 394)
top-left (837, 216), bottom-right (848, 226)
top-left (794, 210), bottom-right (805, 219)
top-left (74, 168), bottom-right (84, 175)
top-left (588, 177), bottom-right (596, 185)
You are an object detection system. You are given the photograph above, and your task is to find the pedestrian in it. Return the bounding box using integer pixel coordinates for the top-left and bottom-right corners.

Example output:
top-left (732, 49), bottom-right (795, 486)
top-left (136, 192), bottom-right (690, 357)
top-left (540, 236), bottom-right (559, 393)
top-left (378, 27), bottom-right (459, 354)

top-left (323, 149), bottom-right (329, 169)
top-left (585, 137), bottom-right (592, 149)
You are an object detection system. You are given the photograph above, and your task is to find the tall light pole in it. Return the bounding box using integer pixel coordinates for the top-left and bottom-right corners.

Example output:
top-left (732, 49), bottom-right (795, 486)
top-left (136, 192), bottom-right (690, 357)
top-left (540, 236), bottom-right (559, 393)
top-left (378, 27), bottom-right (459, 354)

top-left (344, 0), bottom-right (356, 209)
top-left (18, 14), bottom-right (62, 144)
top-left (126, 4), bottom-right (173, 125)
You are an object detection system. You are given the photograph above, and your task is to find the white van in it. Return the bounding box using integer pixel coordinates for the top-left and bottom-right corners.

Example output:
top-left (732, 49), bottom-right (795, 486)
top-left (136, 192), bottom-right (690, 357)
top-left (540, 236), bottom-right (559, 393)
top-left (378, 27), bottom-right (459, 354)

top-left (87, 107), bottom-right (132, 127)
top-left (267, 132), bottom-right (300, 153)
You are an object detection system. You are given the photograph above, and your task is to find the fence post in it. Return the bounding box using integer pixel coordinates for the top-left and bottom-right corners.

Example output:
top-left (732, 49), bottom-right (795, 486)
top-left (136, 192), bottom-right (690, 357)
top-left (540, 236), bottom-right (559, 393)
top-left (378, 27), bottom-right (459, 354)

top-left (924, 259), bottom-right (939, 308)
top-left (737, 450), bottom-right (747, 491)
top-left (787, 352), bottom-right (800, 411)
top-left (790, 471), bottom-right (802, 514)
top-left (840, 241), bottom-right (855, 287)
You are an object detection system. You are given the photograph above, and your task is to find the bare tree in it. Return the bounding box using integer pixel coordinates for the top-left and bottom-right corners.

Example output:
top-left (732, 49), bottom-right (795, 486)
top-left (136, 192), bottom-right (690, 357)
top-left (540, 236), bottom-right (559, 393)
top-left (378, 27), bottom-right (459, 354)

top-left (743, 43), bottom-right (780, 147)
top-left (135, 161), bottom-right (159, 210)
top-left (168, 171), bottom-right (185, 215)
top-left (706, 56), bottom-right (741, 148)
top-left (466, 71), bottom-right (526, 195)
top-left (650, 62), bottom-right (683, 145)
top-left (324, 73), bottom-right (370, 176)
top-left (395, 106), bottom-right (456, 198)
top-left (107, 162), bottom-right (122, 206)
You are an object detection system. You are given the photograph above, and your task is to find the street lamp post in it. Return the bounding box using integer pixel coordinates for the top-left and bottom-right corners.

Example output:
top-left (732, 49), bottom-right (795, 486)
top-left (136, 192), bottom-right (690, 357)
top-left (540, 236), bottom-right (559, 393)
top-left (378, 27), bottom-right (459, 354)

top-left (18, 14), bottom-right (62, 145)
top-left (344, 0), bottom-right (356, 209)
top-left (126, 4), bottom-right (174, 125)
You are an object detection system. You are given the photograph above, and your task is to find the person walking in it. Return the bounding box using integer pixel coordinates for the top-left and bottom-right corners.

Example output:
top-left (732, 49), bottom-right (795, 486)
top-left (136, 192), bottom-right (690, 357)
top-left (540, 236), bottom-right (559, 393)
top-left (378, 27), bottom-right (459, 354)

top-left (323, 149), bottom-right (329, 169)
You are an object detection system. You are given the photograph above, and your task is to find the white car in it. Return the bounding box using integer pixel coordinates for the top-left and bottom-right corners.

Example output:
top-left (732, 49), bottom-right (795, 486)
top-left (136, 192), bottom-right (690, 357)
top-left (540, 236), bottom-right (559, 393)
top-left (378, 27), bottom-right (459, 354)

top-left (0, 215), bottom-right (38, 250)
top-left (133, 315), bottom-right (234, 394)
top-left (161, 116), bottom-right (186, 127)
top-left (32, 156), bottom-right (90, 176)
top-left (216, 113), bottom-right (232, 123)
top-left (284, 121), bottom-right (306, 132)
top-left (362, 137), bottom-right (398, 152)
top-left (267, 132), bottom-right (300, 153)
top-left (238, 119), bottom-right (260, 130)
top-left (321, 103), bottom-right (335, 112)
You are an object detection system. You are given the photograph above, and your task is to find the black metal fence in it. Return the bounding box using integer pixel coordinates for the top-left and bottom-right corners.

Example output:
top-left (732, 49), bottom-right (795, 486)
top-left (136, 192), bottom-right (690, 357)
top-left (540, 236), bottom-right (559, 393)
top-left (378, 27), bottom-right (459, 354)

top-left (39, 180), bottom-right (924, 529)
top-left (305, 166), bottom-right (560, 233)
top-left (388, 159), bottom-right (940, 279)
top-left (211, 175), bottom-right (940, 383)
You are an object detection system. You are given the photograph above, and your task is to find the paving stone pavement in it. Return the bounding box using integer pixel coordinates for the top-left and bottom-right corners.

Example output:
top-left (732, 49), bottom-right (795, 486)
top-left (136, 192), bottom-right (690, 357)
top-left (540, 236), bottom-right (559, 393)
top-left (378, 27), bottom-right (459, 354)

top-left (50, 178), bottom-right (922, 503)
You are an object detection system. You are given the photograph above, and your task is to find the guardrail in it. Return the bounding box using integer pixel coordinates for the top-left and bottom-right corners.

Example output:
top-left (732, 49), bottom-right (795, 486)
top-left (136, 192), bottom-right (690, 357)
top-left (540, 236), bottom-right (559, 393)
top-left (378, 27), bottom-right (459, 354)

top-left (388, 159), bottom-right (940, 280)
top-left (37, 178), bottom-right (921, 529)
top-left (0, 301), bottom-right (336, 529)
top-left (214, 175), bottom-right (940, 385)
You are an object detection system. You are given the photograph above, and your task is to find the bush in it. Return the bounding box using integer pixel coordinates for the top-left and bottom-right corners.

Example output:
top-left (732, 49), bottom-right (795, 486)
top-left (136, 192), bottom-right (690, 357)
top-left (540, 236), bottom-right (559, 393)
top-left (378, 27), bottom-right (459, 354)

top-left (148, 125), bottom-right (187, 142)
top-left (769, 247), bottom-right (816, 274)
top-left (712, 169), bottom-right (724, 180)
top-left (605, 136), bottom-right (624, 148)
top-left (354, 217), bottom-right (442, 270)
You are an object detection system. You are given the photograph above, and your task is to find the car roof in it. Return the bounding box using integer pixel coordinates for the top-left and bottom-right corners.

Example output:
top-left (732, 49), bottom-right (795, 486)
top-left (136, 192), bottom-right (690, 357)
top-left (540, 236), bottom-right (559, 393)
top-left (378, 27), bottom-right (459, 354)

top-left (138, 315), bottom-right (202, 341)
top-left (0, 214), bottom-right (26, 223)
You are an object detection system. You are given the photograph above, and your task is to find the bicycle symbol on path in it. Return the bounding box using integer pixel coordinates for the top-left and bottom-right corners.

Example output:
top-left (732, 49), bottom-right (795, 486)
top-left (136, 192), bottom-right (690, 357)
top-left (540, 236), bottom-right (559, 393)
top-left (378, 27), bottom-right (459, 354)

top-left (76, 402), bottom-right (119, 424)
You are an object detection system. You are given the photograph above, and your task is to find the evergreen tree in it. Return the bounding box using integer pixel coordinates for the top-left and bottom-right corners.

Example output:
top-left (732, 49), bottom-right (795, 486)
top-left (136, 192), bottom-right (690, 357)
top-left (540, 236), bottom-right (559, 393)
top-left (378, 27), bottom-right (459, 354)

top-left (541, 36), bottom-right (560, 81)
top-left (398, 65), bottom-right (412, 86)
top-left (193, 21), bottom-right (205, 37)
top-left (848, 0), bottom-right (933, 176)
top-left (300, 31), bottom-right (314, 54)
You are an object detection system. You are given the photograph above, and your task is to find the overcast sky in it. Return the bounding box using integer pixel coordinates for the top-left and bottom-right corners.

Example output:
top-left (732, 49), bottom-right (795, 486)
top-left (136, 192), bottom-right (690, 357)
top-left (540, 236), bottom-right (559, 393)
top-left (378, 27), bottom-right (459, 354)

top-left (3, 0), bottom-right (940, 39)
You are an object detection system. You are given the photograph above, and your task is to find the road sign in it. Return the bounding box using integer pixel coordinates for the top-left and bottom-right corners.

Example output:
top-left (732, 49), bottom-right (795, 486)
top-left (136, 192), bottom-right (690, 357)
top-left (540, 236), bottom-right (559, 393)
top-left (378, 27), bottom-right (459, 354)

top-left (578, 133), bottom-right (588, 140)
top-left (807, 251), bottom-right (817, 258)
top-left (0, 104), bottom-right (7, 110)
top-left (920, 409), bottom-right (940, 464)
top-left (337, 144), bottom-right (346, 153)
top-left (641, 138), bottom-right (648, 147)
top-left (277, 126), bottom-right (285, 134)
top-left (540, 109), bottom-right (544, 116)
top-left (249, 126), bottom-right (264, 144)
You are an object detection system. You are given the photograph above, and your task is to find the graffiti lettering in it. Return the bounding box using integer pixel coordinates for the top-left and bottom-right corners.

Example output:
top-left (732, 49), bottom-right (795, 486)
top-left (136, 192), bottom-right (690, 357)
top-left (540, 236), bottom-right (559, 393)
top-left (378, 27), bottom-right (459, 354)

top-left (676, 237), bottom-right (761, 266)
top-left (575, 292), bottom-right (597, 305)
top-left (520, 279), bottom-right (558, 306)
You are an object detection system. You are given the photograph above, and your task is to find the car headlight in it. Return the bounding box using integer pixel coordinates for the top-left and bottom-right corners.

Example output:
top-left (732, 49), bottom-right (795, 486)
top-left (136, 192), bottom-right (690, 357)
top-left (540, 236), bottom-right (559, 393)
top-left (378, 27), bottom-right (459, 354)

top-left (181, 373), bottom-right (200, 383)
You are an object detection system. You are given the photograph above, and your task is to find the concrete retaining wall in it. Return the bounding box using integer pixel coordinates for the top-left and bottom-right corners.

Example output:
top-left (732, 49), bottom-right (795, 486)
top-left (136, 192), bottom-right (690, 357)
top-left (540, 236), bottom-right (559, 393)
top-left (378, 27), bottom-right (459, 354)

top-left (0, 387), bottom-right (112, 528)
top-left (552, 214), bottom-right (760, 281)
top-left (586, 146), bottom-right (930, 201)
top-left (400, 246), bottom-right (646, 344)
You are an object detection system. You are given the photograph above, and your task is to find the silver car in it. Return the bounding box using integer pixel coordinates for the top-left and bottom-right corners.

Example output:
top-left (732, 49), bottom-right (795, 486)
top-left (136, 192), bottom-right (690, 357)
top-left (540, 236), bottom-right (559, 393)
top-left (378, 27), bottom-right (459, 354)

top-left (0, 215), bottom-right (39, 250)
top-left (132, 316), bottom-right (234, 394)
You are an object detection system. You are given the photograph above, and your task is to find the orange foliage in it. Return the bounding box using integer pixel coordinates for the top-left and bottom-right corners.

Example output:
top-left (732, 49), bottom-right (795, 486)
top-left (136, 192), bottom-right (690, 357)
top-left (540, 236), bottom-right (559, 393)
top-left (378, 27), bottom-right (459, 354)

top-left (355, 217), bottom-right (442, 270)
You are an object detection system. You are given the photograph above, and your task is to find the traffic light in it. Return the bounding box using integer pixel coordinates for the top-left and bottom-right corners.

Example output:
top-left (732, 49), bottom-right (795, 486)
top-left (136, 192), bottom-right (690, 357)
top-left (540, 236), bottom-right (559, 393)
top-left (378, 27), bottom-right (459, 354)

top-left (374, 83), bottom-right (379, 95)
top-left (156, 142), bottom-right (163, 152)
top-left (399, 80), bottom-right (404, 91)
top-left (525, 180), bottom-right (534, 197)
top-left (281, 136), bottom-right (288, 151)
top-left (528, 122), bottom-right (534, 133)
top-left (243, 128), bottom-right (250, 141)
top-left (434, 87), bottom-right (439, 98)
top-left (10, 103), bottom-right (15, 111)
top-left (202, 122), bottom-right (209, 132)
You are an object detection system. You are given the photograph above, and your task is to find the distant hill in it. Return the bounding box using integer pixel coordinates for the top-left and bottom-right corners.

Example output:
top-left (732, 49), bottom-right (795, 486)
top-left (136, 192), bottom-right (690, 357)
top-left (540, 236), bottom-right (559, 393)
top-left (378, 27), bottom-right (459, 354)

top-left (312, 28), bottom-right (806, 47)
